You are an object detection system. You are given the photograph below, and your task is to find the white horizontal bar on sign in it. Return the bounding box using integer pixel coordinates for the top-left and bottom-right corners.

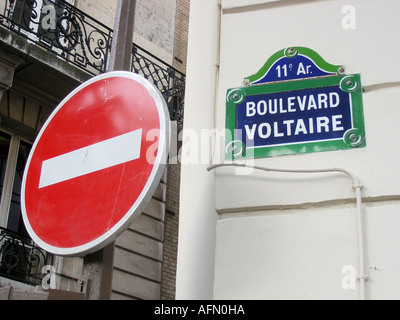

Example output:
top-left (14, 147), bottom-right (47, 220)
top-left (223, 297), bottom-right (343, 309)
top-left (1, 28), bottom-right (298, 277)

top-left (39, 129), bottom-right (142, 188)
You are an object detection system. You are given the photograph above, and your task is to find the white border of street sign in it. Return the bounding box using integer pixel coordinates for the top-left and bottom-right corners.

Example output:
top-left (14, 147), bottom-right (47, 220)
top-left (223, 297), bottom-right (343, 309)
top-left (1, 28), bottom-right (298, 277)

top-left (21, 71), bottom-right (170, 256)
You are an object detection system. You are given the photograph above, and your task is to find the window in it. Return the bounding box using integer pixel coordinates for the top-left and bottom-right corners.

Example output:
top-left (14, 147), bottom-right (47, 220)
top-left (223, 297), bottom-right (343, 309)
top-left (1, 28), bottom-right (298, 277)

top-left (0, 129), bottom-right (51, 286)
top-left (0, 130), bottom-right (32, 234)
top-left (11, 0), bottom-right (44, 38)
top-left (10, 0), bottom-right (78, 52)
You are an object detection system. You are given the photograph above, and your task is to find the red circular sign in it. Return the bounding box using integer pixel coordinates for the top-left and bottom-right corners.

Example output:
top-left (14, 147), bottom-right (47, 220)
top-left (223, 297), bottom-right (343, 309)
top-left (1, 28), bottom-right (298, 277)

top-left (21, 71), bottom-right (169, 256)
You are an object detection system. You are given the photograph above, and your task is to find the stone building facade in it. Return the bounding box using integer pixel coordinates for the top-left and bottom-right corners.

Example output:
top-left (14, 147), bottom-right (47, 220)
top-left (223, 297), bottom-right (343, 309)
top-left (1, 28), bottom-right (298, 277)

top-left (0, 0), bottom-right (189, 300)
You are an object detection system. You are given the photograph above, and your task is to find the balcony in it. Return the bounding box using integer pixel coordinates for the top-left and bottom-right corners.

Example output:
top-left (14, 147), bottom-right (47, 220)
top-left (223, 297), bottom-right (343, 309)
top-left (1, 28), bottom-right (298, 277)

top-left (0, 0), bottom-right (185, 124)
top-left (0, 226), bottom-right (52, 286)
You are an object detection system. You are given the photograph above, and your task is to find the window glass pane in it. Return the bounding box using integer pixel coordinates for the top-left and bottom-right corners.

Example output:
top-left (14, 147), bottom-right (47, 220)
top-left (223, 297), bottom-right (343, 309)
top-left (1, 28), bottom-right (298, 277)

top-left (0, 132), bottom-right (11, 203)
top-left (11, 0), bottom-right (36, 31)
top-left (7, 139), bottom-right (32, 235)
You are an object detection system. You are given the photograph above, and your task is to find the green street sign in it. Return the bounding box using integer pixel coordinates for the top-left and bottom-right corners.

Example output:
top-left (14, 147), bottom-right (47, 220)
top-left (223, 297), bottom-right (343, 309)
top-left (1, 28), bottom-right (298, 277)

top-left (225, 47), bottom-right (366, 160)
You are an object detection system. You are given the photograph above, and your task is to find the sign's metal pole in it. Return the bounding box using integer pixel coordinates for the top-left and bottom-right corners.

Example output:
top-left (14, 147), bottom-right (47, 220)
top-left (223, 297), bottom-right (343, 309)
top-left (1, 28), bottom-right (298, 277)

top-left (81, 0), bottom-right (136, 300)
top-left (107, 0), bottom-right (136, 72)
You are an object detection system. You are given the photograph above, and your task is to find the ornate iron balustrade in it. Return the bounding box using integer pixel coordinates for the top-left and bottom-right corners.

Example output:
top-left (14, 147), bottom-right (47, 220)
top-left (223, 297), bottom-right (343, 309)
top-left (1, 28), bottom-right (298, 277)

top-left (1, 0), bottom-right (112, 75)
top-left (0, 226), bottom-right (53, 286)
top-left (132, 45), bottom-right (185, 125)
top-left (0, 0), bottom-right (185, 124)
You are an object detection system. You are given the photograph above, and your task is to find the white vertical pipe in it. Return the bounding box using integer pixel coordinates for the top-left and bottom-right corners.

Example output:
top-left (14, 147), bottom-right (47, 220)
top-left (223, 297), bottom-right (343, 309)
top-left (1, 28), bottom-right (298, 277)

top-left (354, 184), bottom-right (366, 300)
top-left (210, 0), bottom-right (222, 165)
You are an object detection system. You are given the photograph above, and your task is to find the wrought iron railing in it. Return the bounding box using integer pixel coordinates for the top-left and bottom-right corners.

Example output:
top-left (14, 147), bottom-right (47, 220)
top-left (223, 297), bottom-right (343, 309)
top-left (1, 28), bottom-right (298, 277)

top-left (132, 45), bottom-right (185, 124)
top-left (0, 0), bottom-right (185, 124)
top-left (0, 226), bottom-right (52, 286)
top-left (1, 0), bottom-right (112, 75)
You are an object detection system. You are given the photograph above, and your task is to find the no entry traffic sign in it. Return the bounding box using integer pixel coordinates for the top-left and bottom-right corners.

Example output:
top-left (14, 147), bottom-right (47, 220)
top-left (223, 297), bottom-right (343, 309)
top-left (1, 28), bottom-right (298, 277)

top-left (21, 71), bottom-right (170, 256)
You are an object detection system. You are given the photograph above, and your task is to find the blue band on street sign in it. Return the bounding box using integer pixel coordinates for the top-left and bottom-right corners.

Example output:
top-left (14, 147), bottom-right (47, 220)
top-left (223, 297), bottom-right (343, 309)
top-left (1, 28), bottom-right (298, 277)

top-left (251, 55), bottom-right (337, 85)
top-left (236, 85), bottom-right (352, 148)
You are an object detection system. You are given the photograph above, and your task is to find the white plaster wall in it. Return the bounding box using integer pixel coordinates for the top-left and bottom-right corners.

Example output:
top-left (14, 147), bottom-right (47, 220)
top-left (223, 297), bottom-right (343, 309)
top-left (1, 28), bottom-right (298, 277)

top-left (214, 200), bottom-right (400, 300)
top-left (214, 0), bottom-right (400, 211)
top-left (363, 201), bottom-right (400, 300)
top-left (212, 0), bottom-right (400, 299)
top-left (218, 0), bottom-right (400, 88)
top-left (175, 0), bottom-right (219, 299)
top-left (180, 0), bottom-right (400, 300)
top-left (214, 205), bottom-right (359, 300)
